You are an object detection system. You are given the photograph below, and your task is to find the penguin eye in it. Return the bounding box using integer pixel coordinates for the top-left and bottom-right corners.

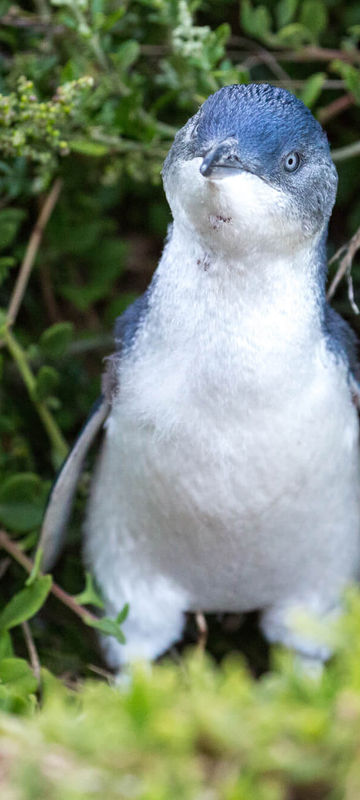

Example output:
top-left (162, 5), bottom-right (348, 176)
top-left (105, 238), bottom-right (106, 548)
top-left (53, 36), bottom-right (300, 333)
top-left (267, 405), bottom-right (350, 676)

top-left (284, 152), bottom-right (301, 172)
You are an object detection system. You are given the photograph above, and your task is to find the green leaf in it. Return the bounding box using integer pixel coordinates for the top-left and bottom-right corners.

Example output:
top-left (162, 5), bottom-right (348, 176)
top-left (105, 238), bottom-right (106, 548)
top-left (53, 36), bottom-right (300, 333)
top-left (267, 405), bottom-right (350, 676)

top-left (61, 239), bottom-right (126, 310)
top-left (276, 22), bottom-right (313, 46)
top-left (112, 40), bottom-right (140, 70)
top-left (0, 307), bottom-right (7, 336)
top-left (348, 25), bottom-right (360, 46)
top-left (39, 322), bottom-right (74, 359)
top-left (0, 473), bottom-right (50, 533)
top-left (73, 572), bottom-right (105, 609)
top-left (26, 546), bottom-right (44, 587)
top-left (0, 0), bottom-right (11, 16)
top-left (85, 609), bottom-right (127, 644)
top-left (69, 139), bottom-right (109, 156)
top-left (0, 657), bottom-right (37, 695)
top-left (300, 72), bottom-right (326, 108)
top-left (240, 0), bottom-right (272, 40)
top-left (331, 61), bottom-right (360, 103)
top-left (300, 0), bottom-right (327, 38)
top-left (35, 365), bottom-right (60, 402)
top-left (0, 256), bottom-right (16, 284)
top-left (115, 603), bottom-right (129, 625)
top-left (0, 631), bottom-right (14, 660)
top-left (0, 575), bottom-right (52, 632)
top-left (101, 6), bottom-right (126, 31)
top-left (0, 208), bottom-right (26, 251)
top-left (276, 0), bottom-right (298, 28)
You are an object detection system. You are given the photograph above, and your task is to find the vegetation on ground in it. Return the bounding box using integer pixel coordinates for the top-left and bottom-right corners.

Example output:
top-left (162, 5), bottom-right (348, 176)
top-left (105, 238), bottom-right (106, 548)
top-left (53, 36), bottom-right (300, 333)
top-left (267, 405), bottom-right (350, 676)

top-left (1, 1), bottom-right (360, 796)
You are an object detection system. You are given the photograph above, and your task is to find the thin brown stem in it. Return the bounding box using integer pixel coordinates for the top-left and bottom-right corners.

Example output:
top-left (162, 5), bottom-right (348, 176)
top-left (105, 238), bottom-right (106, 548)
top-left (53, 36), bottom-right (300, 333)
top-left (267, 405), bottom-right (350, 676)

top-left (195, 611), bottom-right (208, 651)
top-left (39, 262), bottom-right (62, 323)
top-left (5, 178), bottom-right (62, 333)
top-left (281, 45), bottom-right (360, 65)
top-left (21, 621), bottom-right (41, 683)
top-left (331, 141), bottom-right (360, 162)
top-left (318, 93), bottom-right (354, 124)
top-left (327, 226), bottom-right (360, 310)
top-left (228, 38), bottom-right (360, 65)
top-left (0, 13), bottom-right (63, 32)
top-left (0, 530), bottom-right (98, 626)
top-left (252, 78), bottom-right (344, 89)
top-left (87, 663), bottom-right (114, 681)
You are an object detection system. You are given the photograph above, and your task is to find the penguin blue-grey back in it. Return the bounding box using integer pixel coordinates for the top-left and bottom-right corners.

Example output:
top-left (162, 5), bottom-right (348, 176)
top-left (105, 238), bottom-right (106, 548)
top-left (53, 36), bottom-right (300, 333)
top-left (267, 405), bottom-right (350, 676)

top-left (41, 83), bottom-right (360, 674)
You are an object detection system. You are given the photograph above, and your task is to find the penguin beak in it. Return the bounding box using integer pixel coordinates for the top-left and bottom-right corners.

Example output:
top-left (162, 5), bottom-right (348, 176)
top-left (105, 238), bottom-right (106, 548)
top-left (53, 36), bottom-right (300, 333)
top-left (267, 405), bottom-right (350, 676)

top-left (200, 137), bottom-right (244, 178)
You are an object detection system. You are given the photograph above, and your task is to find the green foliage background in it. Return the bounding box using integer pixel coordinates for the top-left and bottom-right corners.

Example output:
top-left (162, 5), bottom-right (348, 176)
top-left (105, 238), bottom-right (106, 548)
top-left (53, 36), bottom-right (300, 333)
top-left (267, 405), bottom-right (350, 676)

top-left (1, 0), bottom-right (360, 795)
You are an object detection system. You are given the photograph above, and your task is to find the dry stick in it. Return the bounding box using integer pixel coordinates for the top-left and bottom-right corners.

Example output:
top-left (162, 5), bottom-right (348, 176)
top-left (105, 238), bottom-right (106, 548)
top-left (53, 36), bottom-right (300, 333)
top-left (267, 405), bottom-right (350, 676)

top-left (327, 226), bottom-right (360, 312)
top-left (39, 261), bottom-right (61, 323)
top-left (318, 93), bottom-right (354, 124)
top-left (252, 78), bottom-right (344, 89)
top-left (228, 39), bottom-right (360, 65)
top-left (87, 663), bottom-right (114, 681)
top-left (279, 45), bottom-right (360, 64)
top-left (0, 13), bottom-right (63, 32)
top-left (253, 45), bottom-right (291, 83)
top-left (21, 620), bottom-right (41, 683)
top-left (331, 141), bottom-right (360, 163)
top-left (0, 530), bottom-right (98, 627)
top-left (195, 611), bottom-right (208, 651)
top-left (0, 177), bottom-right (68, 459)
top-left (6, 178), bottom-right (63, 332)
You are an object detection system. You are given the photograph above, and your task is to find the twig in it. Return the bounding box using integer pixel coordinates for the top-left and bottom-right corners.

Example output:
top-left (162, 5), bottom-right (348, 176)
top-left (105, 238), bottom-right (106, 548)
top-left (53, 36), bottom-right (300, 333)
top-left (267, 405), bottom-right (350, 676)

top-left (327, 225), bottom-right (360, 313)
top-left (0, 13), bottom-right (63, 32)
top-left (2, 327), bottom-right (68, 461)
top-left (68, 2), bottom-right (108, 71)
top-left (318, 93), bottom-right (354, 124)
top-left (39, 262), bottom-right (61, 323)
top-left (21, 621), bottom-right (41, 683)
top-left (279, 45), bottom-right (360, 65)
top-left (331, 141), bottom-right (360, 163)
top-left (0, 529), bottom-right (98, 627)
top-left (90, 129), bottom-right (173, 151)
top-left (228, 37), bottom-right (291, 84)
top-left (5, 178), bottom-right (62, 334)
top-left (87, 663), bottom-right (114, 681)
top-left (252, 78), bottom-right (345, 89)
top-left (228, 38), bottom-right (360, 65)
top-left (195, 611), bottom-right (208, 651)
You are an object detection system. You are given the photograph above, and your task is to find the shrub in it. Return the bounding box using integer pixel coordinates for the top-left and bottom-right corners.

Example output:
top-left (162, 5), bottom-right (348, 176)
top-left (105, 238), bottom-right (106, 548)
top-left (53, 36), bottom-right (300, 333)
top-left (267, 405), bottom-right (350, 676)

top-left (2, 590), bottom-right (360, 798)
top-left (1, 1), bottom-right (360, 795)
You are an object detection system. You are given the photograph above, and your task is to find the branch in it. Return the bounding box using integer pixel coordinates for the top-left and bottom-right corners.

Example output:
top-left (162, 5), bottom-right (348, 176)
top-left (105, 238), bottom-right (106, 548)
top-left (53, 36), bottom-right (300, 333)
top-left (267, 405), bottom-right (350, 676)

top-left (228, 38), bottom-right (360, 66)
top-left (5, 178), bottom-right (62, 333)
top-left (282, 45), bottom-right (360, 65)
top-left (195, 611), bottom-right (208, 652)
top-left (0, 530), bottom-right (99, 627)
top-left (318, 93), bottom-right (354, 124)
top-left (327, 225), bottom-right (360, 312)
top-left (2, 327), bottom-right (68, 462)
top-left (331, 141), bottom-right (360, 163)
top-left (0, 12), bottom-right (63, 32)
top-left (252, 78), bottom-right (344, 89)
top-left (21, 621), bottom-right (41, 683)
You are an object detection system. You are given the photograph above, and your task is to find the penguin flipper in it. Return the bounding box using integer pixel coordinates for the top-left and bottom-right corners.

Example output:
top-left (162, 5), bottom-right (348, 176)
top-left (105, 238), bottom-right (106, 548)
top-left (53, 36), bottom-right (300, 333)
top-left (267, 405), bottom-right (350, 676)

top-left (39, 396), bottom-right (109, 571)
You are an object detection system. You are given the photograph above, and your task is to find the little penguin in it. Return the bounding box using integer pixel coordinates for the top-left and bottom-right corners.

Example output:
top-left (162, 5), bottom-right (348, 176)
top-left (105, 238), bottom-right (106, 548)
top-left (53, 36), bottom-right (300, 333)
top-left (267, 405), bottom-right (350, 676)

top-left (40, 83), bottom-right (360, 673)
